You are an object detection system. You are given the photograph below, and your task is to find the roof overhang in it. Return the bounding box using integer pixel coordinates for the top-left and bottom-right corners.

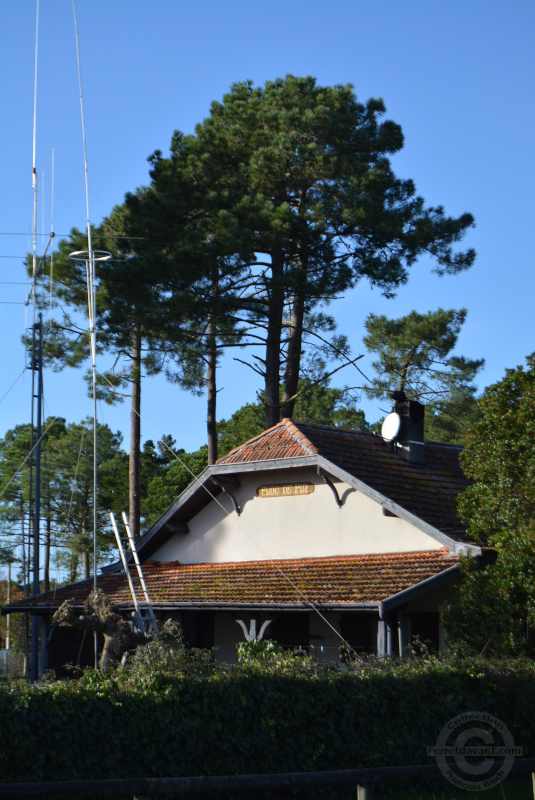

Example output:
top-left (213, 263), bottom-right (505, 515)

top-left (2, 600), bottom-right (382, 616)
top-left (381, 564), bottom-right (460, 614)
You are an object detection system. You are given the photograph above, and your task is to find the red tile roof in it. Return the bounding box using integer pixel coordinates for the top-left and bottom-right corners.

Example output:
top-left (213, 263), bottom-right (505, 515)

top-left (218, 422), bottom-right (319, 463)
top-left (5, 550), bottom-right (458, 612)
top-left (218, 419), bottom-right (470, 540)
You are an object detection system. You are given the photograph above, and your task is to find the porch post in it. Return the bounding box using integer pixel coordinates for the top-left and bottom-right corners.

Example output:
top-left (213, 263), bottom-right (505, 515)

top-left (386, 619), bottom-right (393, 656)
top-left (377, 619), bottom-right (387, 656)
top-left (39, 616), bottom-right (49, 679)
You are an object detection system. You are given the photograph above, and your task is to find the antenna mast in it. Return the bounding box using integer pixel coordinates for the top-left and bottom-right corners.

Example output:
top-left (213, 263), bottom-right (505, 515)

top-left (32, 0), bottom-right (39, 312)
top-left (72, 0), bottom-right (111, 668)
top-left (27, 0), bottom-right (41, 684)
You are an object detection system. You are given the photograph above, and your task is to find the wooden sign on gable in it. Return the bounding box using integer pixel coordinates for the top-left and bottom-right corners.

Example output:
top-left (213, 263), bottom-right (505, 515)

top-left (256, 483), bottom-right (315, 498)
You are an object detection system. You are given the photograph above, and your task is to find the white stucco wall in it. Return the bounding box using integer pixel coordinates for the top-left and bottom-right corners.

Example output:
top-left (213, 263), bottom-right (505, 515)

top-left (152, 467), bottom-right (445, 564)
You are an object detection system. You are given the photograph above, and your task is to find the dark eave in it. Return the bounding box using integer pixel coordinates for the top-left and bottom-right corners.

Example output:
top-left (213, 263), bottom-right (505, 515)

top-left (2, 600), bottom-right (382, 616)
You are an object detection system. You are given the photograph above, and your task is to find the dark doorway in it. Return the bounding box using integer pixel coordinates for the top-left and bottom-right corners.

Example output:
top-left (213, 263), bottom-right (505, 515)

top-left (181, 611), bottom-right (215, 649)
top-left (268, 613), bottom-right (309, 650)
top-left (411, 612), bottom-right (439, 652)
top-left (340, 614), bottom-right (375, 654)
top-left (48, 625), bottom-right (104, 677)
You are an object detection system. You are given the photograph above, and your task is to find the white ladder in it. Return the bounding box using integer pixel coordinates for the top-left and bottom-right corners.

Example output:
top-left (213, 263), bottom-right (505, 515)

top-left (110, 511), bottom-right (159, 636)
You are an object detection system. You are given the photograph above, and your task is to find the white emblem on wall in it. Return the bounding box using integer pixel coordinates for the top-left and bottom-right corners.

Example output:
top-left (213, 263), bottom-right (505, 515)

top-left (235, 618), bottom-right (272, 641)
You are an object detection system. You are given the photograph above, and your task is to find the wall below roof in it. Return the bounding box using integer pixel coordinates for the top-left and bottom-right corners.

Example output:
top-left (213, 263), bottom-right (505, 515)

top-left (152, 467), bottom-right (445, 564)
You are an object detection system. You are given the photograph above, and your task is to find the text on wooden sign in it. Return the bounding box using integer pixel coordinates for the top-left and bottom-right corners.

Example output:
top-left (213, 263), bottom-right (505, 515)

top-left (257, 483), bottom-right (315, 498)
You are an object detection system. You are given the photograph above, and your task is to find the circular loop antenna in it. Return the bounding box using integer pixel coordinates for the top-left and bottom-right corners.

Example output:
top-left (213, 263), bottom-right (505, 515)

top-left (69, 249), bottom-right (113, 263)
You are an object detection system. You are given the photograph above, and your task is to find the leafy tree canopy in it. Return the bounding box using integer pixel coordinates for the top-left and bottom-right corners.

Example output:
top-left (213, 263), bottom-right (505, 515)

top-left (0, 418), bottom-right (129, 584)
top-left (443, 354), bottom-right (535, 655)
top-left (142, 448), bottom-right (209, 529)
top-left (458, 354), bottom-right (535, 541)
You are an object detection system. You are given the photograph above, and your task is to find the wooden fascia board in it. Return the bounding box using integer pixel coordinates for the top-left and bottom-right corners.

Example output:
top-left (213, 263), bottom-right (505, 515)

top-left (212, 456), bottom-right (320, 475)
top-left (314, 456), bottom-right (482, 557)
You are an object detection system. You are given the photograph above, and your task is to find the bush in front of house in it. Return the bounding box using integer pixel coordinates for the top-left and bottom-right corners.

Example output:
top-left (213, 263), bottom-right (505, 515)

top-left (0, 653), bottom-right (534, 784)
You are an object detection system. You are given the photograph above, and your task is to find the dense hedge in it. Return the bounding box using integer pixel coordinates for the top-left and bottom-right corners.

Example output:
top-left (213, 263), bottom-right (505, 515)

top-left (1, 657), bottom-right (534, 784)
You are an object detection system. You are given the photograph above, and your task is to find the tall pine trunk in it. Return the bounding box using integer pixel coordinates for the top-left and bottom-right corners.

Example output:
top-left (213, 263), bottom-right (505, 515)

top-left (69, 555), bottom-right (79, 584)
top-left (280, 287), bottom-right (306, 419)
top-left (280, 199), bottom-right (308, 420)
top-left (130, 326), bottom-right (142, 541)
top-left (264, 249), bottom-right (285, 429)
top-left (82, 551), bottom-right (90, 581)
top-left (44, 512), bottom-right (51, 593)
top-left (206, 312), bottom-right (218, 465)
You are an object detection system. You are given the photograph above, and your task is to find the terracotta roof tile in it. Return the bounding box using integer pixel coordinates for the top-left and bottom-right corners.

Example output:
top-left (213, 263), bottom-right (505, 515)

top-left (5, 551), bottom-right (458, 612)
top-left (218, 420), bottom-right (470, 541)
top-left (216, 423), bottom-right (316, 464)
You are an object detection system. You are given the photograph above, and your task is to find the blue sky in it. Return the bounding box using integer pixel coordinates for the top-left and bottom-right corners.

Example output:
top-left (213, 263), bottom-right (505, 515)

top-left (1, 0), bottom-right (534, 455)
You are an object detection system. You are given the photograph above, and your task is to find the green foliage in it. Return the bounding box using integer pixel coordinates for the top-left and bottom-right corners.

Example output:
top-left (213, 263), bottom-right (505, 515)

top-left (0, 656), bottom-right (533, 784)
top-left (236, 637), bottom-right (285, 663)
top-left (0, 545), bottom-right (16, 565)
top-left (363, 308), bottom-right (483, 443)
top-left (293, 384), bottom-right (370, 431)
top-left (442, 543), bottom-right (535, 657)
top-left (141, 447), bottom-right (208, 528)
top-left (443, 354), bottom-right (535, 656)
top-left (217, 404), bottom-right (265, 455)
top-left (0, 418), bottom-right (128, 583)
top-left (458, 354), bottom-right (535, 540)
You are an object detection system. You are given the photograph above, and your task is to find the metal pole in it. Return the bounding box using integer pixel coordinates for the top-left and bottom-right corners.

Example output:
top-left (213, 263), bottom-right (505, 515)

top-left (21, 493), bottom-right (29, 679)
top-left (20, 493), bottom-right (26, 599)
top-left (30, 314), bottom-right (43, 683)
top-left (93, 304), bottom-right (98, 668)
top-left (70, 250), bottom-right (111, 670)
top-left (27, 321), bottom-right (36, 683)
top-left (6, 562), bottom-right (11, 651)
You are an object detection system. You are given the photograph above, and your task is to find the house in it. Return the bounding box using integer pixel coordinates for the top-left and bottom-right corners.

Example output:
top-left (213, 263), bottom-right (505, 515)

top-left (2, 397), bottom-right (483, 672)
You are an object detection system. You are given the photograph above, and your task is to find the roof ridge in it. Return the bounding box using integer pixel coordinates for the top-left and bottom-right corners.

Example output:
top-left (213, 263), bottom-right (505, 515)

top-left (288, 420), bottom-right (464, 450)
top-left (281, 418), bottom-right (319, 455)
top-left (293, 420), bottom-right (373, 437)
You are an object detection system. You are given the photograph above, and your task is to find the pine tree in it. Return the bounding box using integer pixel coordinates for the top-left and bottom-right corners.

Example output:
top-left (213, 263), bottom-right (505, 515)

top-left (154, 75), bottom-right (476, 428)
top-left (363, 308), bottom-right (483, 443)
top-left (0, 419), bottom-right (128, 585)
top-left (0, 418), bottom-right (66, 591)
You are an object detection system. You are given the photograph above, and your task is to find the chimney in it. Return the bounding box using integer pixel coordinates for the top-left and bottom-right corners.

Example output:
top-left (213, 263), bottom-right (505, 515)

top-left (391, 391), bottom-right (425, 465)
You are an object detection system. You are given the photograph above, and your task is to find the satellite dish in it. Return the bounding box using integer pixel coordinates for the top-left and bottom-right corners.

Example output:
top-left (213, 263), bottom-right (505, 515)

top-left (381, 412), bottom-right (401, 442)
